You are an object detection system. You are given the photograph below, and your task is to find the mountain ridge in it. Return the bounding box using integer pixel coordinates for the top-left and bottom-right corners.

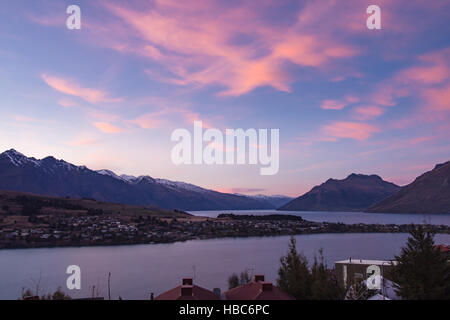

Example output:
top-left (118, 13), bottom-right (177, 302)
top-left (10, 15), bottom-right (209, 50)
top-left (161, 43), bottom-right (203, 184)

top-left (367, 161), bottom-right (450, 214)
top-left (279, 173), bottom-right (400, 212)
top-left (0, 149), bottom-right (277, 211)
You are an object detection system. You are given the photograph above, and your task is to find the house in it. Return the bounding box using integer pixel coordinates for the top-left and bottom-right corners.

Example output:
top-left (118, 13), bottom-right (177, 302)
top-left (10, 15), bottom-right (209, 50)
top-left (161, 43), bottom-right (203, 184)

top-left (224, 275), bottom-right (294, 300)
top-left (335, 259), bottom-right (397, 289)
top-left (154, 278), bottom-right (219, 300)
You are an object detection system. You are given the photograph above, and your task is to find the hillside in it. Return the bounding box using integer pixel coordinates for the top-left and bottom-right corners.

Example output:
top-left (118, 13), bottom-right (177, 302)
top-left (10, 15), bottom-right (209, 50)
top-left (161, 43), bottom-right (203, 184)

top-left (0, 149), bottom-right (275, 211)
top-left (367, 161), bottom-right (450, 214)
top-left (279, 174), bottom-right (400, 212)
top-left (0, 190), bottom-right (187, 219)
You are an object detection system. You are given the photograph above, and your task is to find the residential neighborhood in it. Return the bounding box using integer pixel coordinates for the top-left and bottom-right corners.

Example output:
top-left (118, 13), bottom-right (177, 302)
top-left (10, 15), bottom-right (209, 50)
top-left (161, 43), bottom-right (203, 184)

top-left (2, 212), bottom-right (449, 249)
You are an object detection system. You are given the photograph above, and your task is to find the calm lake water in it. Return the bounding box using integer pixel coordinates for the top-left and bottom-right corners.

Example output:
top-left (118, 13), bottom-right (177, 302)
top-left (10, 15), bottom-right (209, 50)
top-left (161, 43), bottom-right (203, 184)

top-left (190, 210), bottom-right (450, 225)
top-left (1, 211), bottom-right (449, 300)
top-left (1, 233), bottom-right (450, 300)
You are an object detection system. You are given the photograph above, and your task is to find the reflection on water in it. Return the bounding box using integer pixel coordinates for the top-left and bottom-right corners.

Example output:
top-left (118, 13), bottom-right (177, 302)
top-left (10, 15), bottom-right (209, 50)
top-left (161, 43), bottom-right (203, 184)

top-left (1, 233), bottom-right (449, 300)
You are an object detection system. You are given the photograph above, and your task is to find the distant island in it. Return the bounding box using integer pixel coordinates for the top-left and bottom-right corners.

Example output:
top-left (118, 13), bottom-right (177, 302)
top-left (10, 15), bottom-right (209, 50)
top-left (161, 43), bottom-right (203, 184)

top-left (217, 213), bottom-right (304, 221)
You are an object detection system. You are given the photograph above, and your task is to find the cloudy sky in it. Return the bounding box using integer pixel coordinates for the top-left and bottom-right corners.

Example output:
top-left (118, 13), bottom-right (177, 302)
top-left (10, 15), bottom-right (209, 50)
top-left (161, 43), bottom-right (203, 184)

top-left (0, 0), bottom-right (449, 197)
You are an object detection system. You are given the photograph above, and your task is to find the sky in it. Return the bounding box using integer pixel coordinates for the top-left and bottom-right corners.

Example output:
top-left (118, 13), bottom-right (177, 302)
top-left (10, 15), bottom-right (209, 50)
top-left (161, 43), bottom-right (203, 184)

top-left (0, 0), bottom-right (449, 197)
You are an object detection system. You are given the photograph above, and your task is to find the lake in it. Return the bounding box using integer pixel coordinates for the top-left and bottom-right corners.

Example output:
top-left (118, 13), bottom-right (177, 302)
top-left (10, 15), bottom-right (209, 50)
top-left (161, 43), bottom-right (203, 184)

top-left (190, 210), bottom-right (450, 225)
top-left (1, 232), bottom-right (450, 300)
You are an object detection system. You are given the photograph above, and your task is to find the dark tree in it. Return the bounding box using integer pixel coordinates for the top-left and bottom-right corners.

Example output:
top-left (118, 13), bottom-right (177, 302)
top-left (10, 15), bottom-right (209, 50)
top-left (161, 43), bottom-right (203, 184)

top-left (310, 249), bottom-right (344, 300)
top-left (392, 225), bottom-right (450, 300)
top-left (51, 287), bottom-right (72, 300)
top-left (239, 270), bottom-right (251, 285)
top-left (228, 273), bottom-right (240, 290)
top-left (277, 236), bottom-right (312, 299)
top-left (228, 269), bottom-right (251, 289)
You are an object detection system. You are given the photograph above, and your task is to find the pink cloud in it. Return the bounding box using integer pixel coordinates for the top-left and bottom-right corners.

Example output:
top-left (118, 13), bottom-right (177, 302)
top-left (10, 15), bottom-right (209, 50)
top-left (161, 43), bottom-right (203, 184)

top-left (409, 136), bottom-right (435, 145)
top-left (94, 122), bottom-right (126, 134)
top-left (128, 113), bottom-right (168, 130)
top-left (422, 85), bottom-right (450, 112)
top-left (58, 99), bottom-right (78, 108)
top-left (42, 74), bottom-right (122, 104)
top-left (86, 109), bottom-right (121, 123)
top-left (322, 121), bottom-right (380, 141)
top-left (320, 96), bottom-right (360, 110)
top-left (320, 100), bottom-right (347, 110)
top-left (28, 13), bottom-right (66, 27)
top-left (401, 65), bottom-right (449, 85)
top-left (398, 49), bottom-right (450, 85)
top-left (365, 47), bottom-right (450, 130)
top-left (128, 105), bottom-right (216, 130)
top-left (352, 106), bottom-right (385, 121)
top-left (89, 1), bottom-right (360, 96)
top-left (12, 115), bottom-right (43, 123)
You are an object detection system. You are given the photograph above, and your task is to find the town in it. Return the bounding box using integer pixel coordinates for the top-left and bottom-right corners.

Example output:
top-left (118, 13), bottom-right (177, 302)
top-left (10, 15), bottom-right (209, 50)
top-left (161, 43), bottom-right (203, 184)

top-left (1, 212), bottom-right (449, 249)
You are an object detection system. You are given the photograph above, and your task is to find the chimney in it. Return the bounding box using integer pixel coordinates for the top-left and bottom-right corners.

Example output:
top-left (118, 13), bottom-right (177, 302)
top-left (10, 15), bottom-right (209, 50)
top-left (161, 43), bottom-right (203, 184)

top-left (181, 285), bottom-right (193, 297)
top-left (254, 274), bottom-right (265, 282)
top-left (262, 282), bottom-right (273, 292)
top-left (182, 278), bottom-right (193, 286)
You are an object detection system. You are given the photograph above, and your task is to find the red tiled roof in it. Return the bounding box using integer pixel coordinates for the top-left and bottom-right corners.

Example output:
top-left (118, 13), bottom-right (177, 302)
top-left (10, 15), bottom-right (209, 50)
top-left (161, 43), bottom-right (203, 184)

top-left (155, 283), bottom-right (219, 300)
top-left (435, 244), bottom-right (450, 252)
top-left (225, 280), bottom-right (294, 300)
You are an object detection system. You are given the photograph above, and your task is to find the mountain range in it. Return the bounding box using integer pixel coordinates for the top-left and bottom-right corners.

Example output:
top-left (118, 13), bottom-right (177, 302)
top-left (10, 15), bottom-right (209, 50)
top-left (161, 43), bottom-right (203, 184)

top-left (367, 161), bottom-right (450, 214)
top-left (2, 149), bottom-right (448, 214)
top-left (279, 173), bottom-right (400, 212)
top-left (0, 149), bottom-right (285, 211)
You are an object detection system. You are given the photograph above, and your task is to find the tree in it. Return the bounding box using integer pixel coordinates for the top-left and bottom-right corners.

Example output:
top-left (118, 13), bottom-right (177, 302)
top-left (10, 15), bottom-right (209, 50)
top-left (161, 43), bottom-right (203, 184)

top-left (391, 225), bottom-right (450, 300)
top-left (239, 270), bottom-right (251, 285)
top-left (311, 249), bottom-right (344, 300)
top-left (228, 273), bottom-right (240, 289)
top-left (21, 287), bottom-right (72, 300)
top-left (277, 236), bottom-right (312, 299)
top-left (50, 287), bottom-right (72, 300)
top-left (21, 288), bottom-right (35, 300)
top-left (228, 269), bottom-right (251, 289)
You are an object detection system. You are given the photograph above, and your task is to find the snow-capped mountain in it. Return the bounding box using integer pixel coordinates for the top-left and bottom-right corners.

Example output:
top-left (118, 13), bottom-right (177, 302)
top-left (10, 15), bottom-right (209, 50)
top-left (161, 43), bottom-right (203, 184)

top-left (0, 149), bottom-right (277, 211)
top-left (96, 170), bottom-right (211, 193)
top-left (97, 170), bottom-right (212, 194)
top-left (235, 193), bottom-right (294, 208)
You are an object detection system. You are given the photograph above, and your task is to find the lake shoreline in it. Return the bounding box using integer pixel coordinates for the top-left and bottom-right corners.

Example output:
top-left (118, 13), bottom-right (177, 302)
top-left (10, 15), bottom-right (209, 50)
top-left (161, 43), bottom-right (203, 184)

top-left (2, 210), bottom-right (449, 251)
top-left (1, 225), bottom-right (449, 251)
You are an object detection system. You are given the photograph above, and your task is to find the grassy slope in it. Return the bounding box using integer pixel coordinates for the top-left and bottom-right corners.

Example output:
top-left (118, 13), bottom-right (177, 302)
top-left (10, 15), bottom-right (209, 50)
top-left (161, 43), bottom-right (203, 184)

top-left (0, 190), bottom-right (191, 218)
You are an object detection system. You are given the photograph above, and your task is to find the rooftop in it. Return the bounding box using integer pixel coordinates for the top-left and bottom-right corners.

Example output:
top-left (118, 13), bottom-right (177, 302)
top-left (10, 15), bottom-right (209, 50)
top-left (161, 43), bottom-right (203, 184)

top-left (335, 259), bottom-right (398, 265)
top-left (224, 275), bottom-right (294, 300)
top-left (154, 278), bottom-right (219, 300)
